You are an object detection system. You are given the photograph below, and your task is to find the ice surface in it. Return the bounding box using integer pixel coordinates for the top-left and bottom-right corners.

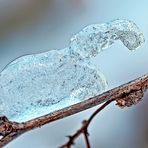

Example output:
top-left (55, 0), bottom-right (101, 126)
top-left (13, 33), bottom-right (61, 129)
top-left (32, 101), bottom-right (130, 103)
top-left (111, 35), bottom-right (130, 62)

top-left (0, 19), bottom-right (145, 122)
top-left (70, 19), bottom-right (145, 58)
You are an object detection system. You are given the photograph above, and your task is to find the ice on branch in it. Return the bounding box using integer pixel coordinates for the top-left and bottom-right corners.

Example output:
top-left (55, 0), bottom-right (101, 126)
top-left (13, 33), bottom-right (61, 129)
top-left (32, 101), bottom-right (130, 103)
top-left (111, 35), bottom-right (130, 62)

top-left (0, 19), bottom-right (145, 122)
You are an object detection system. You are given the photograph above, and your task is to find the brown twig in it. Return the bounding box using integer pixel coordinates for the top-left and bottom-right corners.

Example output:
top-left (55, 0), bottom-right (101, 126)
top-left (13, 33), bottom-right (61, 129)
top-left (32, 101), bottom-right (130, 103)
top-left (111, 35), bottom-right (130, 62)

top-left (0, 74), bottom-right (148, 147)
top-left (60, 99), bottom-right (115, 148)
top-left (83, 129), bottom-right (90, 148)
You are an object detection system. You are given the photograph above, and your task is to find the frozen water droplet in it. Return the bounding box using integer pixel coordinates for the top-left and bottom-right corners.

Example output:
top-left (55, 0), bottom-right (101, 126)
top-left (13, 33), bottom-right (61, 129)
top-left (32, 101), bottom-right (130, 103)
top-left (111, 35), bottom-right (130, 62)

top-left (0, 19), bottom-right (145, 122)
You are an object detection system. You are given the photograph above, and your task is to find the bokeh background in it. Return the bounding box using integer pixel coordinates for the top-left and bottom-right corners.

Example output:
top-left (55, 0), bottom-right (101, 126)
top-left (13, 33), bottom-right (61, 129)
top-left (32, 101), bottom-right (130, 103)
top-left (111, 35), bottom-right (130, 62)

top-left (0, 0), bottom-right (148, 147)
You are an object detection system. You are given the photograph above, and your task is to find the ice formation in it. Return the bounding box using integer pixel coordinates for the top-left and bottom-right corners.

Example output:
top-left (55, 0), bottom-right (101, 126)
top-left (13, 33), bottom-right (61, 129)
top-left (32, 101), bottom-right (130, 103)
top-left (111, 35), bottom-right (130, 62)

top-left (0, 19), bottom-right (145, 122)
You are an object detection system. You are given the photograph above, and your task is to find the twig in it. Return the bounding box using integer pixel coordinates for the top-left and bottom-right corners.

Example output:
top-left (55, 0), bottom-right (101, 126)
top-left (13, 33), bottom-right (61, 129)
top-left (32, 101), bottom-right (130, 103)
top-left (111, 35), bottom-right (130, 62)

top-left (83, 129), bottom-right (90, 148)
top-left (60, 99), bottom-right (115, 148)
top-left (0, 74), bottom-right (148, 147)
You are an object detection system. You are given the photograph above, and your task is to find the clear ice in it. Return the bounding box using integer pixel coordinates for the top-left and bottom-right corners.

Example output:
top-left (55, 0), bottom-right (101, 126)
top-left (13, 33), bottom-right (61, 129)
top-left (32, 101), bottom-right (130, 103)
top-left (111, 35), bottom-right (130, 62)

top-left (0, 19), bottom-right (145, 122)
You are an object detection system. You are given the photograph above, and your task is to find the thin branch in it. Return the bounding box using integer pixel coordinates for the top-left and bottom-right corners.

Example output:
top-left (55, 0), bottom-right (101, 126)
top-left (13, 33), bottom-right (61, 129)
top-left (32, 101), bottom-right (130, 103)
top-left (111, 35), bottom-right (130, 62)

top-left (60, 99), bottom-right (115, 148)
top-left (0, 74), bottom-right (148, 147)
top-left (83, 129), bottom-right (91, 148)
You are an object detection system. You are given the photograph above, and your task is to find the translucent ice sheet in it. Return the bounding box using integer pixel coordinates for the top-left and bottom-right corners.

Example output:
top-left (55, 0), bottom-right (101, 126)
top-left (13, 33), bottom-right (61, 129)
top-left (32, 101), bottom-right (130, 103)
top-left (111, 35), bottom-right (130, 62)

top-left (0, 19), bottom-right (145, 122)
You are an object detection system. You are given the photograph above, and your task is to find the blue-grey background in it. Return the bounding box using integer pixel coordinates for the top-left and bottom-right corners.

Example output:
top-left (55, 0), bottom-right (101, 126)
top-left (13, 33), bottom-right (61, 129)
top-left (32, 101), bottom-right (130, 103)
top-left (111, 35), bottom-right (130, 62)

top-left (0, 0), bottom-right (148, 147)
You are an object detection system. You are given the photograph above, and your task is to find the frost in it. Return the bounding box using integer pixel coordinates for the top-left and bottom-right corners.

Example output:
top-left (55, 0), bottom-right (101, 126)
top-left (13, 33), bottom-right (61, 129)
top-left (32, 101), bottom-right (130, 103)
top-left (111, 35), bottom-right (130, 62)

top-left (0, 19), bottom-right (145, 122)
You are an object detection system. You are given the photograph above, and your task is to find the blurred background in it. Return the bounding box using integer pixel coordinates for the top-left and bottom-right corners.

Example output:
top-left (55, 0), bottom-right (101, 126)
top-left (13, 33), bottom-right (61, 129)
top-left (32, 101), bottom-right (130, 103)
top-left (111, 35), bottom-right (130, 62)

top-left (0, 0), bottom-right (148, 147)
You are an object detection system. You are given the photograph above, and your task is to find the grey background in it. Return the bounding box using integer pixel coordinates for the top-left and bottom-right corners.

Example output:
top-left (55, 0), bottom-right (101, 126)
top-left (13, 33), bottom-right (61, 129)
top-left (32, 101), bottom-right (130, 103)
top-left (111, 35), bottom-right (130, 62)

top-left (0, 0), bottom-right (148, 147)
